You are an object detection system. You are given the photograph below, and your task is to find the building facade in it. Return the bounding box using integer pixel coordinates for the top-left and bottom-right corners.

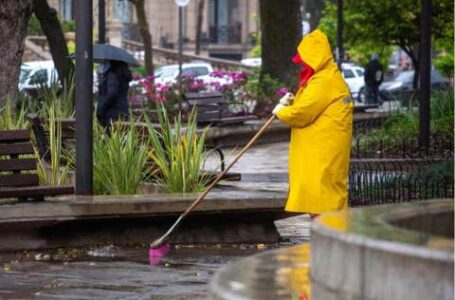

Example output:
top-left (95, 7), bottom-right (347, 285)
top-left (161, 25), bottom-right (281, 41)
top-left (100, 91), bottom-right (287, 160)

top-left (49, 0), bottom-right (260, 61)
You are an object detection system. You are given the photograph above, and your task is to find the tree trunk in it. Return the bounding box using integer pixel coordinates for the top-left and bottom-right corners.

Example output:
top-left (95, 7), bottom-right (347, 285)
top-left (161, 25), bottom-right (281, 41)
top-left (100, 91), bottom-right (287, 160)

top-left (132, 0), bottom-right (153, 75)
top-left (259, 0), bottom-right (301, 87)
top-left (33, 0), bottom-right (74, 85)
top-left (195, 0), bottom-right (205, 55)
top-left (305, 0), bottom-right (325, 30)
top-left (0, 0), bottom-right (33, 106)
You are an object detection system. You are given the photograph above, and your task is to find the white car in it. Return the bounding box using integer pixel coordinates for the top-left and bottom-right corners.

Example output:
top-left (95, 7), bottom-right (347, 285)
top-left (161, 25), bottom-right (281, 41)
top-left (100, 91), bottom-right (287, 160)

top-left (241, 57), bottom-right (262, 67)
top-left (19, 60), bottom-right (98, 95)
top-left (341, 63), bottom-right (365, 102)
top-left (19, 60), bottom-right (59, 94)
top-left (154, 62), bottom-right (218, 86)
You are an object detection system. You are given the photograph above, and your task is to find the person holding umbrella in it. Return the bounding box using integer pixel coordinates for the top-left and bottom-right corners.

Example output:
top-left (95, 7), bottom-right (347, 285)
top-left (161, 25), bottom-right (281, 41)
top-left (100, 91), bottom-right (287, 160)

top-left (272, 29), bottom-right (353, 218)
top-left (96, 60), bottom-right (132, 128)
top-left (91, 44), bottom-right (140, 128)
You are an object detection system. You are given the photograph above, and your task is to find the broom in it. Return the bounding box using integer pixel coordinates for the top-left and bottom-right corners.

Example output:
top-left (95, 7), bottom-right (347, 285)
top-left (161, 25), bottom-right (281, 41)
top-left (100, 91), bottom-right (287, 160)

top-left (149, 115), bottom-right (277, 257)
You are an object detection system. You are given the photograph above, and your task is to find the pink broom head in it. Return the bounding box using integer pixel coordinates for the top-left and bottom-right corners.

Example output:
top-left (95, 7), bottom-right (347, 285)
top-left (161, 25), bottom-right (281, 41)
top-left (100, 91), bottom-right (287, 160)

top-left (148, 243), bottom-right (171, 265)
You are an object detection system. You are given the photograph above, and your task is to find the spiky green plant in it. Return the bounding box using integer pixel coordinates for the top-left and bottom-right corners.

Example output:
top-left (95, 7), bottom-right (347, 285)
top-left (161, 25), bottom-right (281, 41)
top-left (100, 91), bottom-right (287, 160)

top-left (36, 73), bottom-right (75, 118)
top-left (93, 120), bottom-right (150, 195)
top-left (144, 106), bottom-right (210, 193)
top-left (0, 96), bottom-right (28, 130)
top-left (431, 88), bottom-right (454, 138)
top-left (34, 100), bottom-right (72, 185)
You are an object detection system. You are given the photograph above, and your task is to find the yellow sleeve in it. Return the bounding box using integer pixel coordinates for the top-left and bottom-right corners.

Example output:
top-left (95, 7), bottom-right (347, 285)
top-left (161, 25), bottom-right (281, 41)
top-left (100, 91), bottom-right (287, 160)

top-left (276, 82), bottom-right (331, 128)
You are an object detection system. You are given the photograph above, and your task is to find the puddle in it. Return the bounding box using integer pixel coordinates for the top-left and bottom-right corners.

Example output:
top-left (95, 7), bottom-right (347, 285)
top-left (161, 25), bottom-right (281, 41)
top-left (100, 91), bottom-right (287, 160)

top-left (0, 243), bottom-right (284, 299)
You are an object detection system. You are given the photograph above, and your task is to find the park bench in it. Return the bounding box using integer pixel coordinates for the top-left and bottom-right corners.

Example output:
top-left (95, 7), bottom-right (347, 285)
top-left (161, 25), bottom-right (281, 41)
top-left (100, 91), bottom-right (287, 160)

top-left (184, 92), bottom-right (257, 126)
top-left (0, 129), bottom-right (74, 201)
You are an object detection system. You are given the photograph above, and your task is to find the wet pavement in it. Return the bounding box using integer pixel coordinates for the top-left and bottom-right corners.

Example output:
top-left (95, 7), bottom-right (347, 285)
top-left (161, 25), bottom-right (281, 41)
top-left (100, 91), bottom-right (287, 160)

top-left (0, 142), bottom-right (310, 299)
top-left (0, 211), bottom-right (310, 300)
top-left (0, 242), bottom-right (306, 300)
top-left (205, 142), bottom-right (289, 175)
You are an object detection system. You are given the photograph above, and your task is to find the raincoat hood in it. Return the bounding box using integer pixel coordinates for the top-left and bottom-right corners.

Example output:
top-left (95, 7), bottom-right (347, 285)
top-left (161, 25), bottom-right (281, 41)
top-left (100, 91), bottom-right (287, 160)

top-left (292, 53), bottom-right (314, 87)
top-left (296, 29), bottom-right (334, 73)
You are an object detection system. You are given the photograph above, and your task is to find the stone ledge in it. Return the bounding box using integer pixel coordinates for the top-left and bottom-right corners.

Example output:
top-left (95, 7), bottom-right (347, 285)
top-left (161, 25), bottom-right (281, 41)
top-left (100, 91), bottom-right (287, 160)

top-left (0, 189), bottom-right (287, 251)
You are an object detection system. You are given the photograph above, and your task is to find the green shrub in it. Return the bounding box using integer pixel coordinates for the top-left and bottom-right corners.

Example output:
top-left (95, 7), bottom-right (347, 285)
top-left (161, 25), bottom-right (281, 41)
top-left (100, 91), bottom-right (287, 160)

top-left (62, 20), bottom-right (75, 32)
top-left (0, 96), bottom-right (28, 130)
top-left (93, 120), bottom-right (150, 195)
top-left (27, 14), bottom-right (44, 36)
top-left (36, 75), bottom-right (75, 118)
top-left (434, 52), bottom-right (454, 79)
top-left (144, 106), bottom-right (210, 193)
top-left (34, 101), bottom-right (72, 186)
top-left (431, 88), bottom-right (454, 138)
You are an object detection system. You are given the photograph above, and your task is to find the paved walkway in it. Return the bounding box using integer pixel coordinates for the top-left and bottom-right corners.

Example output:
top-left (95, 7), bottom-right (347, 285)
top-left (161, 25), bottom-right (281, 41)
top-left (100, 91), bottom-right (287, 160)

top-left (206, 141), bottom-right (311, 242)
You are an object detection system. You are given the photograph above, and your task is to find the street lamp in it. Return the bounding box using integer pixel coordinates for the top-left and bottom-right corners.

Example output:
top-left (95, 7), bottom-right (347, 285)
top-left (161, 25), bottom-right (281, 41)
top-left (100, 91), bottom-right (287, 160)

top-left (175, 0), bottom-right (191, 110)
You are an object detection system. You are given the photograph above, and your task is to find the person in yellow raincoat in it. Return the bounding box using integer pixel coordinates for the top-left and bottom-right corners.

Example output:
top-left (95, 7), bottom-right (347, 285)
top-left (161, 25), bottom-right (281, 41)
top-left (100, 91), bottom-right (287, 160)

top-left (273, 29), bottom-right (353, 215)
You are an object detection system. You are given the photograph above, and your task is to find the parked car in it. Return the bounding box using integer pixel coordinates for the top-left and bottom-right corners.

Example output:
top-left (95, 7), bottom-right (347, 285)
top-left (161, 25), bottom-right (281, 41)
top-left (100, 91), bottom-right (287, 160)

top-left (18, 60), bottom-right (58, 96)
top-left (240, 57), bottom-right (262, 67)
top-left (341, 63), bottom-right (366, 102)
top-left (379, 69), bottom-right (450, 102)
top-left (153, 62), bottom-right (221, 86)
top-left (19, 60), bottom-right (98, 96)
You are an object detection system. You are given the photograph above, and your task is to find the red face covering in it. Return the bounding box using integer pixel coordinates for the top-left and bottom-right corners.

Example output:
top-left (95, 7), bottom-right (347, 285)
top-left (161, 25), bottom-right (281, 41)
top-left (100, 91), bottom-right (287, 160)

top-left (292, 53), bottom-right (314, 87)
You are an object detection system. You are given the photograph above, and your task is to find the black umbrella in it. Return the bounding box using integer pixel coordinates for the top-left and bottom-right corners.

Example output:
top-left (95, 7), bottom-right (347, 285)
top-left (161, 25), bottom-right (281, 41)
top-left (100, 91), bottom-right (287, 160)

top-left (93, 44), bottom-right (140, 66)
top-left (70, 44), bottom-right (141, 67)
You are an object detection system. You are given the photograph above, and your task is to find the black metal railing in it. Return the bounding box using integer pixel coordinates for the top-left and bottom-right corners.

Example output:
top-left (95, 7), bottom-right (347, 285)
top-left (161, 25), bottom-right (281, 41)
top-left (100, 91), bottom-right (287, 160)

top-left (353, 116), bottom-right (389, 136)
top-left (349, 158), bottom-right (454, 206)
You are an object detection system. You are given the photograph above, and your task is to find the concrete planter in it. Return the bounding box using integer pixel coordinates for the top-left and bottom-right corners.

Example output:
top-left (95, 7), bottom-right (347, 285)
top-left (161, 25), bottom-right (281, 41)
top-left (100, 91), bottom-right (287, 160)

top-left (311, 200), bottom-right (454, 300)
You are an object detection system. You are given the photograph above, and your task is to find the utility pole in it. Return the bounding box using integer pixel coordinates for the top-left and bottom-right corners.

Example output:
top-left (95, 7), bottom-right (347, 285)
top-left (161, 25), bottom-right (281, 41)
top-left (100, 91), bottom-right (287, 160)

top-left (75, 0), bottom-right (94, 194)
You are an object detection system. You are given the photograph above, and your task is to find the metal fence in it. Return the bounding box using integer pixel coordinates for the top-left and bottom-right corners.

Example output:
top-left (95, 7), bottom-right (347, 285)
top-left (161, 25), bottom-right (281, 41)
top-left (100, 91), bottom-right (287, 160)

top-left (349, 158), bottom-right (454, 206)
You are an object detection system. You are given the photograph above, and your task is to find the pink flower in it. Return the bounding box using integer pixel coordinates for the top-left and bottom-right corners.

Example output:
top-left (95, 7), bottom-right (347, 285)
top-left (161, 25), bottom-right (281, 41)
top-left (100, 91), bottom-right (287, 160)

top-left (275, 87), bottom-right (289, 98)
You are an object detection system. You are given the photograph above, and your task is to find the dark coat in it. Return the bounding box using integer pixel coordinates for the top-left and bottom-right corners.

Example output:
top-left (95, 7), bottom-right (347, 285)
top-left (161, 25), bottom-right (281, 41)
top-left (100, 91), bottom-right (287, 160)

top-left (97, 62), bottom-right (132, 127)
top-left (364, 59), bottom-right (384, 87)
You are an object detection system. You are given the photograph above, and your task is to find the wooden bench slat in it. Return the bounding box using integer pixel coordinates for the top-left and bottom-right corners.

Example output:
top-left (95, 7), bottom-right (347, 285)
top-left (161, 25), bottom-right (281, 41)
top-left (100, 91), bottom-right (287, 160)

top-left (0, 158), bottom-right (36, 172)
top-left (0, 143), bottom-right (35, 156)
top-left (0, 130), bottom-right (30, 143)
top-left (0, 129), bottom-right (75, 199)
top-left (187, 98), bottom-right (225, 105)
top-left (185, 92), bottom-right (256, 126)
top-left (0, 185), bottom-right (74, 199)
top-left (0, 174), bottom-right (39, 187)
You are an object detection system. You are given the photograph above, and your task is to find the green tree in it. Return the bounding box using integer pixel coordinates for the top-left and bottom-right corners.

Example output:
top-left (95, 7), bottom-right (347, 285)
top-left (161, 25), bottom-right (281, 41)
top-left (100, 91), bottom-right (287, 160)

top-left (319, 0), bottom-right (454, 87)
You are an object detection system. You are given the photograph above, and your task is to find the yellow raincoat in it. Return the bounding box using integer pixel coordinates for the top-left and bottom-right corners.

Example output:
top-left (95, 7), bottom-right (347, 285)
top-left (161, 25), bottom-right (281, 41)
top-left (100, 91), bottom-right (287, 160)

top-left (276, 29), bottom-right (353, 214)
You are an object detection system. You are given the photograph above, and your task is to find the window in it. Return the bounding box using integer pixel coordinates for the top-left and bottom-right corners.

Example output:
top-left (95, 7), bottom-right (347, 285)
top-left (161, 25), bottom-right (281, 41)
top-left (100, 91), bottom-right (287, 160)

top-left (29, 69), bottom-right (48, 85)
top-left (186, 67), bottom-right (209, 76)
top-left (59, 0), bottom-right (74, 21)
top-left (343, 69), bottom-right (355, 79)
top-left (209, 0), bottom-right (241, 44)
top-left (355, 68), bottom-right (364, 77)
top-left (19, 68), bottom-right (31, 84)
